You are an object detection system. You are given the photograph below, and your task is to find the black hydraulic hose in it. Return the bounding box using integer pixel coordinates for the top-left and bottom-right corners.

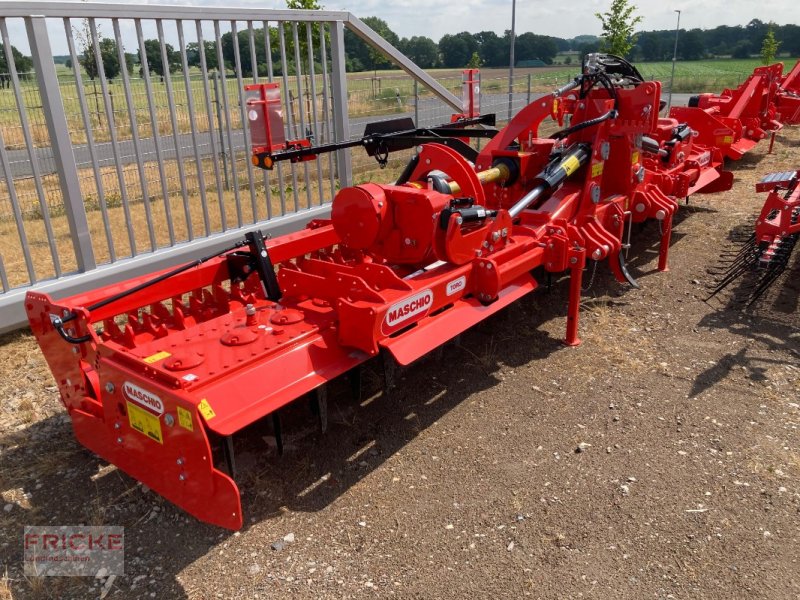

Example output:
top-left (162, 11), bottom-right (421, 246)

top-left (550, 109), bottom-right (617, 140)
top-left (54, 237), bottom-right (252, 344)
top-left (51, 315), bottom-right (92, 344)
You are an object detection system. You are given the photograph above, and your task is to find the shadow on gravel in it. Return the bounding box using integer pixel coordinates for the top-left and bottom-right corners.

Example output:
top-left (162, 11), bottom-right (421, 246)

top-left (691, 263), bottom-right (800, 398)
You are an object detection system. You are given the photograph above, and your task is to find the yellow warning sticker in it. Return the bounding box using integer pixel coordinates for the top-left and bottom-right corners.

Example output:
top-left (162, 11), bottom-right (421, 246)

top-left (716, 135), bottom-right (733, 145)
top-left (127, 401), bottom-right (163, 444)
top-left (591, 162), bottom-right (604, 178)
top-left (177, 406), bottom-right (193, 431)
top-left (143, 350), bottom-right (171, 364)
top-left (631, 151), bottom-right (640, 165)
top-left (562, 155), bottom-right (581, 176)
top-left (198, 398), bottom-right (216, 421)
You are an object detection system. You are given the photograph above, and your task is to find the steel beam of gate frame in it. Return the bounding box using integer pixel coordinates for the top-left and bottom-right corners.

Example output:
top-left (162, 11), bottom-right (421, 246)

top-left (0, 2), bottom-right (461, 333)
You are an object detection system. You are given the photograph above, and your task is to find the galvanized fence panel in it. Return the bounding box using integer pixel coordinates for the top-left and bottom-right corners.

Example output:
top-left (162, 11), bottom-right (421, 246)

top-left (0, 2), bottom-right (468, 332)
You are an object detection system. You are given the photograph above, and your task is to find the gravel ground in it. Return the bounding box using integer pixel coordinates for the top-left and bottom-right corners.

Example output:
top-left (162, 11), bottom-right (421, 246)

top-left (1, 127), bottom-right (798, 600)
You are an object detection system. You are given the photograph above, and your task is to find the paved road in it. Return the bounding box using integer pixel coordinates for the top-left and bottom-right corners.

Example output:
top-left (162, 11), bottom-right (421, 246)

top-left (1, 92), bottom-right (694, 179)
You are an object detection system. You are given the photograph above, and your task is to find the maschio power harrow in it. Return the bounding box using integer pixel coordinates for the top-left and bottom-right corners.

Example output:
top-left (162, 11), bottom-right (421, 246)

top-left (25, 55), bottom-right (797, 529)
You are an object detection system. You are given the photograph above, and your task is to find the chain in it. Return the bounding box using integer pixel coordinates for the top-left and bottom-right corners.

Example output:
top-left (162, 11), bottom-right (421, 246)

top-left (581, 259), bottom-right (599, 292)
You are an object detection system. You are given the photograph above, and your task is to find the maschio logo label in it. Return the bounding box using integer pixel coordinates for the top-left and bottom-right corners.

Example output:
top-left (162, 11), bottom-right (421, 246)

top-left (696, 151), bottom-right (711, 167)
top-left (122, 382), bottom-right (164, 415)
top-left (446, 276), bottom-right (466, 296)
top-left (383, 289), bottom-right (433, 332)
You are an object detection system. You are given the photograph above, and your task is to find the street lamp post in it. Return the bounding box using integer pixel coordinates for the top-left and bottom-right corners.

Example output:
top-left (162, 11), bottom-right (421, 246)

top-left (667, 9), bottom-right (681, 112)
top-left (507, 0), bottom-right (516, 121)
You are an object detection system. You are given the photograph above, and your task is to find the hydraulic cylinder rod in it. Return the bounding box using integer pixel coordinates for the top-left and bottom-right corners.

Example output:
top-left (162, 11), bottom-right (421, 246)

top-left (508, 144), bottom-right (591, 217)
top-left (447, 162), bottom-right (511, 195)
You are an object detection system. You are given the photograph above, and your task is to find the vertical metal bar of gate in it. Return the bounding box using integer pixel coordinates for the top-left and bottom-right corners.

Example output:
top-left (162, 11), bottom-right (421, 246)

top-left (177, 19), bottom-right (210, 236)
top-left (264, 20), bottom-right (287, 216)
top-left (0, 131), bottom-right (36, 282)
top-left (1, 18), bottom-right (63, 276)
top-left (196, 21), bottom-right (227, 230)
top-left (305, 23), bottom-right (325, 207)
top-left (26, 15), bottom-right (96, 273)
top-left (134, 19), bottom-right (175, 244)
top-left (319, 23), bottom-right (336, 200)
top-left (113, 19), bottom-right (157, 252)
top-left (230, 20), bottom-right (259, 223)
top-left (214, 20), bottom-right (243, 227)
top-left (278, 21), bottom-right (301, 212)
top-left (88, 17), bottom-right (137, 256)
top-left (63, 17), bottom-right (116, 262)
top-left (157, 19), bottom-right (188, 244)
top-left (248, 21), bottom-right (272, 221)
top-left (328, 20), bottom-right (352, 187)
top-left (291, 22), bottom-right (313, 209)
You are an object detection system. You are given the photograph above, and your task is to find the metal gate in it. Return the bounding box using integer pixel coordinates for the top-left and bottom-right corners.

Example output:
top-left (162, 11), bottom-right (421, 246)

top-left (0, 2), bottom-right (463, 332)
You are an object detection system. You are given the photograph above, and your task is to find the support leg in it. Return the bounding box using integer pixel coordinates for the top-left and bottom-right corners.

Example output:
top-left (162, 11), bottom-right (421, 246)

top-left (564, 249), bottom-right (585, 347)
top-left (658, 214), bottom-right (674, 272)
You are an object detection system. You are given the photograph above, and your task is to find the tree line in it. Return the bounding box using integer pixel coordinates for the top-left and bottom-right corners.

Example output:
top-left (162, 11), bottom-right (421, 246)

top-left (632, 19), bottom-right (799, 62)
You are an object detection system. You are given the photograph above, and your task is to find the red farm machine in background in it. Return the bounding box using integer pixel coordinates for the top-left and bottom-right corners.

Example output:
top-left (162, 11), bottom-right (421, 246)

top-left (776, 60), bottom-right (800, 125)
top-left (666, 59), bottom-right (800, 160)
top-left (709, 170), bottom-right (800, 306)
top-left (24, 54), bottom-right (797, 529)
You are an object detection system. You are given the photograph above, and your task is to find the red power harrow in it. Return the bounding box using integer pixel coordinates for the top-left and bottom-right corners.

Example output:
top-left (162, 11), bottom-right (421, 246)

top-left (669, 63), bottom-right (787, 160)
top-left (25, 54), bottom-right (796, 529)
top-left (776, 60), bottom-right (800, 125)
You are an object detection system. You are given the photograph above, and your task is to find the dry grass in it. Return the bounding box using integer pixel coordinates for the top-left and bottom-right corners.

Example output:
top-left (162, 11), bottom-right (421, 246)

top-left (0, 569), bottom-right (11, 600)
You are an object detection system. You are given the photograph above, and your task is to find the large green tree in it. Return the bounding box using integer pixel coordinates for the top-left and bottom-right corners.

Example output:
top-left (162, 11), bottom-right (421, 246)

top-left (439, 32), bottom-right (478, 68)
top-left (595, 0), bottom-right (642, 58)
top-left (80, 38), bottom-right (122, 81)
top-left (399, 36), bottom-right (439, 69)
top-left (344, 16), bottom-right (400, 71)
top-left (0, 45), bottom-right (33, 76)
top-left (139, 39), bottom-right (180, 78)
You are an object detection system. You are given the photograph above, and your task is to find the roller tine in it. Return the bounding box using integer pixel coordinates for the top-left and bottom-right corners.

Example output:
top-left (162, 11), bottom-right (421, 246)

top-left (381, 349), bottom-right (398, 402)
top-left (313, 385), bottom-right (329, 434)
top-left (272, 412), bottom-right (283, 456)
top-left (348, 365), bottom-right (362, 403)
top-left (223, 435), bottom-right (236, 479)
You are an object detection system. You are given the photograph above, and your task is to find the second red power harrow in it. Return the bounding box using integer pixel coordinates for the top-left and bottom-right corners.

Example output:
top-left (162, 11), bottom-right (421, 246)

top-left (670, 61), bottom-right (800, 160)
top-left (26, 54), bottom-right (798, 529)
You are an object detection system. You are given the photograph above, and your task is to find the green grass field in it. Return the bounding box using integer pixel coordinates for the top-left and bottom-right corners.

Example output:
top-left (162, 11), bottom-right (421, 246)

top-left (2, 57), bottom-right (797, 150)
